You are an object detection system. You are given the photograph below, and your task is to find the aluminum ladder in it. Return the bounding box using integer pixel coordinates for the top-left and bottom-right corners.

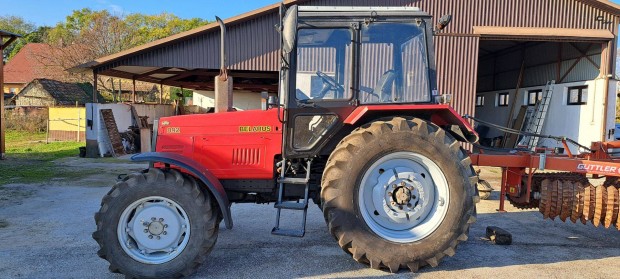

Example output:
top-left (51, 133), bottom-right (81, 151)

top-left (519, 80), bottom-right (555, 150)
top-left (271, 159), bottom-right (311, 237)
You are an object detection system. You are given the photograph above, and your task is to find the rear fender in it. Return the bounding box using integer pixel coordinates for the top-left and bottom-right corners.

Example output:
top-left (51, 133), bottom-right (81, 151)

top-left (344, 104), bottom-right (479, 143)
top-left (131, 152), bottom-right (233, 229)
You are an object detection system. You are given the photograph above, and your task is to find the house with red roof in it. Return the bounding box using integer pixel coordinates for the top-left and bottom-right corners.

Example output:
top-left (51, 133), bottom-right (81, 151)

top-left (3, 43), bottom-right (65, 95)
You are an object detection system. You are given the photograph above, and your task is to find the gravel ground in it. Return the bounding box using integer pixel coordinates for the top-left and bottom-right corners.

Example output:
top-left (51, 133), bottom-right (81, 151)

top-left (0, 161), bottom-right (619, 279)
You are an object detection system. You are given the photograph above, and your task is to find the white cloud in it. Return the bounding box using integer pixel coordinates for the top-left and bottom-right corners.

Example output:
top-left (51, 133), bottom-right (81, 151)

top-left (108, 4), bottom-right (126, 15)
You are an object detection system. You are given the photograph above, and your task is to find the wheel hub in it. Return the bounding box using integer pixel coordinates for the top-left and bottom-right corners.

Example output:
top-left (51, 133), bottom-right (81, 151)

top-left (118, 197), bottom-right (191, 264)
top-left (359, 152), bottom-right (450, 243)
top-left (377, 173), bottom-right (428, 226)
top-left (393, 185), bottom-right (411, 205)
top-left (148, 221), bottom-right (164, 235)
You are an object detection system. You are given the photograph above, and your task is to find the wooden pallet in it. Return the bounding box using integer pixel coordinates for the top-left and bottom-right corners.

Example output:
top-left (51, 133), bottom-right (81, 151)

top-left (100, 109), bottom-right (126, 157)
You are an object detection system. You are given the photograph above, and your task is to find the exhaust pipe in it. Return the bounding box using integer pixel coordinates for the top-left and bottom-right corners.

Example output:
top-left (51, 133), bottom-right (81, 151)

top-left (215, 16), bottom-right (233, 113)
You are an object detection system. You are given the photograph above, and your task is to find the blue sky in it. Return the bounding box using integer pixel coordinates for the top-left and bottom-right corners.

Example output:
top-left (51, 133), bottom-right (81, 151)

top-left (0, 0), bottom-right (280, 26)
top-left (2, 0), bottom-right (620, 26)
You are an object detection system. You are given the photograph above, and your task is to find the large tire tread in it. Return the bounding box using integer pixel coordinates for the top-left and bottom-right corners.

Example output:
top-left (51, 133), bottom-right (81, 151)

top-left (321, 117), bottom-right (478, 272)
top-left (93, 168), bottom-right (219, 279)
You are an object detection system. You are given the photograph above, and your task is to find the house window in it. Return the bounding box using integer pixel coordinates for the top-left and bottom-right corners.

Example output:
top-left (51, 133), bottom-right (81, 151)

top-left (476, 95), bottom-right (485, 107)
top-left (497, 92), bottom-right (509, 107)
top-left (567, 86), bottom-right (588, 105)
top-left (527, 89), bottom-right (543, 106)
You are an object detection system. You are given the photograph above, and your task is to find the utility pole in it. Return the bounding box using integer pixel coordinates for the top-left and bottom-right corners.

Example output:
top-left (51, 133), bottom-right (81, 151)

top-left (0, 31), bottom-right (20, 160)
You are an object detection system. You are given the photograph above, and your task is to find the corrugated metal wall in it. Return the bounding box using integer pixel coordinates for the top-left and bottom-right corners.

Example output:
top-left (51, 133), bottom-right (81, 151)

top-left (435, 36), bottom-right (480, 118)
top-left (97, 0), bottom-right (618, 116)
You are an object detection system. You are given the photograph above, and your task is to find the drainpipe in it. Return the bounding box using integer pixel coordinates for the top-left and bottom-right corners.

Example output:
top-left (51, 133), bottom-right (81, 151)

top-left (600, 40), bottom-right (614, 142)
top-left (601, 75), bottom-right (611, 141)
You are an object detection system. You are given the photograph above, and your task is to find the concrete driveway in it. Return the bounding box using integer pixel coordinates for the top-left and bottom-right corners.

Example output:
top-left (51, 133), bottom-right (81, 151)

top-left (0, 161), bottom-right (619, 279)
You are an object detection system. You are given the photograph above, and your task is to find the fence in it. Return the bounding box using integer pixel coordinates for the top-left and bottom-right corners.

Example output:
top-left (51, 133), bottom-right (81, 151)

top-left (47, 107), bottom-right (86, 142)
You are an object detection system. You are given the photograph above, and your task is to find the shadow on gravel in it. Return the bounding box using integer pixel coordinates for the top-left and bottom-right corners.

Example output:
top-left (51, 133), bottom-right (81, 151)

top-left (189, 202), bottom-right (620, 278)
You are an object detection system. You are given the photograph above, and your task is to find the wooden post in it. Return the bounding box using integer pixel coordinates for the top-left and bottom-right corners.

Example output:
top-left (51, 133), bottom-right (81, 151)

top-left (0, 43), bottom-right (5, 159)
top-left (77, 108), bottom-right (81, 142)
top-left (46, 117), bottom-right (49, 144)
top-left (0, 33), bottom-right (18, 159)
top-left (502, 56), bottom-right (526, 148)
top-left (118, 79), bottom-right (122, 103)
top-left (160, 84), bottom-right (163, 104)
top-left (132, 79), bottom-right (136, 103)
top-left (93, 72), bottom-right (98, 103)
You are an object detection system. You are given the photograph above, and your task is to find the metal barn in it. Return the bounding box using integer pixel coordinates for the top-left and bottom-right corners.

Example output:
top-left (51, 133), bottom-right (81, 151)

top-left (79, 0), bottom-right (620, 153)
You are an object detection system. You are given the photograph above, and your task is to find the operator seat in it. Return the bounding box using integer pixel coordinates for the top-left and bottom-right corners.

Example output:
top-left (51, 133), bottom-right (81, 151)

top-left (372, 70), bottom-right (397, 102)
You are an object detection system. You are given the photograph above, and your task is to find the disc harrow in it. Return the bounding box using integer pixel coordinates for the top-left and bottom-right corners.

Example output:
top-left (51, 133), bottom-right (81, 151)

top-left (507, 173), bottom-right (587, 210)
top-left (538, 177), bottom-right (620, 230)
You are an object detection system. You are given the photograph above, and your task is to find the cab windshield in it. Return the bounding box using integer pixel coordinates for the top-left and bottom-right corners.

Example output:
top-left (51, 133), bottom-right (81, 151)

top-left (295, 28), bottom-right (352, 101)
top-left (359, 23), bottom-right (431, 104)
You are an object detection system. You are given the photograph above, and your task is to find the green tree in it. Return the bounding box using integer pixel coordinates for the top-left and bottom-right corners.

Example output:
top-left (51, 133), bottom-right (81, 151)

top-left (125, 13), bottom-right (207, 45)
top-left (0, 15), bottom-right (38, 61)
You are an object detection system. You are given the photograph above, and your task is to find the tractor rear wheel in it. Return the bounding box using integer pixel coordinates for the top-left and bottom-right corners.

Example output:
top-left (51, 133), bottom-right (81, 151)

top-left (93, 168), bottom-right (219, 278)
top-left (321, 117), bottom-right (477, 272)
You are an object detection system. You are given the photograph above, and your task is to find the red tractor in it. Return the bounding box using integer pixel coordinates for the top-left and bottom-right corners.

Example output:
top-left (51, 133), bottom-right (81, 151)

top-left (93, 5), bottom-right (479, 278)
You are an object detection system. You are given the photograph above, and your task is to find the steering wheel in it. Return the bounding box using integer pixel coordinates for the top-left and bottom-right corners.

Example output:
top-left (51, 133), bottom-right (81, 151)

top-left (316, 71), bottom-right (344, 98)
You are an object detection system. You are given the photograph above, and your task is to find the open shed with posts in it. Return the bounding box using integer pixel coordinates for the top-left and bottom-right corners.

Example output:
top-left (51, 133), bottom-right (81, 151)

top-left (77, 0), bottom-right (620, 154)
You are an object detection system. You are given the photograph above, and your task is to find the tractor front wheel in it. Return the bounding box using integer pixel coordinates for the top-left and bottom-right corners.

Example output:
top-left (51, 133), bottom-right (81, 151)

top-left (93, 168), bottom-right (219, 278)
top-left (321, 117), bottom-right (478, 272)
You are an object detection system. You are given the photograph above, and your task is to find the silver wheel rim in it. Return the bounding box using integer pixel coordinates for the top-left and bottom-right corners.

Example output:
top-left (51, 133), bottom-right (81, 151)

top-left (117, 196), bottom-right (191, 264)
top-left (358, 152), bottom-right (449, 243)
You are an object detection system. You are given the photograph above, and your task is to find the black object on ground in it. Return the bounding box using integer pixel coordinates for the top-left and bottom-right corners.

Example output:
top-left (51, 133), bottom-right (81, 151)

top-left (486, 226), bottom-right (512, 245)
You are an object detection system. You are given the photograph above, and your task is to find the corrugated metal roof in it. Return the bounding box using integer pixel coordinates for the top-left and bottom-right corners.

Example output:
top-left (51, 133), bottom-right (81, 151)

top-left (83, 0), bottom-right (619, 117)
top-left (86, 0), bottom-right (620, 70)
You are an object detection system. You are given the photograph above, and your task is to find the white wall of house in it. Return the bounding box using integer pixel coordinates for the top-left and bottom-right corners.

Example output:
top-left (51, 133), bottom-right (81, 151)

top-left (193, 90), bottom-right (277, 111)
top-left (475, 78), bottom-right (617, 153)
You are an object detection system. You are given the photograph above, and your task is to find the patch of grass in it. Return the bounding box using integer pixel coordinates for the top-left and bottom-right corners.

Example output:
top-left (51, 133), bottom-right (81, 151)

top-left (0, 131), bottom-right (87, 185)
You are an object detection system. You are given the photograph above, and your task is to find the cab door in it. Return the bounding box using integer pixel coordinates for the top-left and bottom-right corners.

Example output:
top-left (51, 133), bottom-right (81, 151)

top-left (283, 25), bottom-right (358, 158)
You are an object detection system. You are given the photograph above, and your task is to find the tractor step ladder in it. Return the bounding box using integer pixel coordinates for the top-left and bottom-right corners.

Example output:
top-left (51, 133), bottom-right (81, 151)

top-left (518, 80), bottom-right (555, 150)
top-left (272, 160), bottom-right (312, 237)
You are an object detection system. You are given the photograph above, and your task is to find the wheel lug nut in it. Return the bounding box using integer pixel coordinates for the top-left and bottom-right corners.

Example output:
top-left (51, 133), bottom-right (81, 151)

top-left (392, 185), bottom-right (397, 189)
top-left (143, 222), bottom-right (149, 226)
top-left (159, 218), bottom-right (164, 222)
top-left (407, 203), bottom-right (413, 208)
top-left (156, 236), bottom-right (161, 240)
top-left (401, 182), bottom-right (406, 186)
top-left (151, 217), bottom-right (156, 221)
top-left (164, 224), bottom-right (168, 228)
top-left (399, 206), bottom-right (403, 210)
top-left (388, 192), bottom-right (392, 196)
top-left (148, 235), bottom-right (153, 239)
top-left (391, 201), bottom-right (396, 206)
top-left (144, 229), bottom-right (149, 233)
top-left (163, 231), bottom-right (167, 235)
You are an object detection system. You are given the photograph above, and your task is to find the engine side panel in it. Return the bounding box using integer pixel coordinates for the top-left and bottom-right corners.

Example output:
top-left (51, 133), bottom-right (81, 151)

top-left (155, 109), bottom-right (283, 180)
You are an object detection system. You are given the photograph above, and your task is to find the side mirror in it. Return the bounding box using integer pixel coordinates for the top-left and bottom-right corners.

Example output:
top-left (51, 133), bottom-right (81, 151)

top-left (282, 5), bottom-right (298, 54)
top-left (435, 14), bottom-right (453, 32)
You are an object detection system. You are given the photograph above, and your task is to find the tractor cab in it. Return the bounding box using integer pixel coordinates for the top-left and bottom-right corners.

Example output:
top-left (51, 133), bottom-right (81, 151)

top-left (279, 6), bottom-right (439, 157)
